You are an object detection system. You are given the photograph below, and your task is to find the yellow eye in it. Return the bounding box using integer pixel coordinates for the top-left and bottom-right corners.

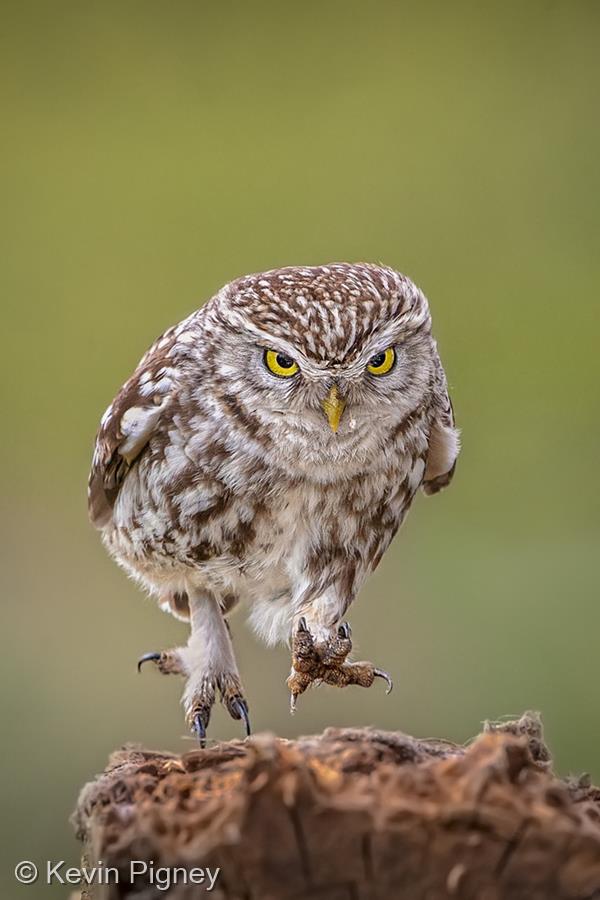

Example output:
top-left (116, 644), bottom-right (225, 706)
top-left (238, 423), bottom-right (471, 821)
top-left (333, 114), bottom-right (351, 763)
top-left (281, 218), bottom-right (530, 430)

top-left (367, 347), bottom-right (396, 375)
top-left (264, 349), bottom-right (299, 377)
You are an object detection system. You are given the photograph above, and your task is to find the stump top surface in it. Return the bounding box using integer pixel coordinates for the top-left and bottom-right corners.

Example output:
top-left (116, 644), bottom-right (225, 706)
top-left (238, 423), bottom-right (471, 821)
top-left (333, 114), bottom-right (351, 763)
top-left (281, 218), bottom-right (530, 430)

top-left (73, 715), bottom-right (600, 900)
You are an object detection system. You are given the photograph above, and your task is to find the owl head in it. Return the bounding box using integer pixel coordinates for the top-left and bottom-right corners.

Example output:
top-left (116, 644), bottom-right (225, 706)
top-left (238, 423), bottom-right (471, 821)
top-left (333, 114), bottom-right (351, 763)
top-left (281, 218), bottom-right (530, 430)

top-left (196, 263), bottom-right (446, 473)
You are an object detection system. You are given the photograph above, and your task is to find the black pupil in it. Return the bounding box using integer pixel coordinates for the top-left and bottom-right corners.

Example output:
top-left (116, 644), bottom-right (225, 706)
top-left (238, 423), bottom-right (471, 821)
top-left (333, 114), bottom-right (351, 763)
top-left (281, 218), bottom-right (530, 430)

top-left (276, 353), bottom-right (294, 369)
top-left (370, 352), bottom-right (386, 368)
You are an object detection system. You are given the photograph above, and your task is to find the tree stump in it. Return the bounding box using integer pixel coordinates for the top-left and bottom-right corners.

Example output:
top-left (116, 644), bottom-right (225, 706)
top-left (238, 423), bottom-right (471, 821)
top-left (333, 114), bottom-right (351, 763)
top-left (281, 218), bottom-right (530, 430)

top-left (72, 713), bottom-right (600, 899)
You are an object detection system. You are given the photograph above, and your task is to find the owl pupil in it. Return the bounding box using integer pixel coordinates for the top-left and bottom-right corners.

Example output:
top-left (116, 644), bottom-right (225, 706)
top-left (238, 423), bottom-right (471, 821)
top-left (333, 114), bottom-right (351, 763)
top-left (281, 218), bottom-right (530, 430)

top-left (370, 352), bottom-right (386, 367)
top-left (276, 353), bottom-right (294, 369)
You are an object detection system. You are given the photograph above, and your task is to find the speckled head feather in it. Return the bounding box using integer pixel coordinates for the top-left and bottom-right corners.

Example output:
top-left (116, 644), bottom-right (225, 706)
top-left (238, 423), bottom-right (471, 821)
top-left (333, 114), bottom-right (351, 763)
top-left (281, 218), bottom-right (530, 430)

top-left (212, 263), bottom-right (431, 365)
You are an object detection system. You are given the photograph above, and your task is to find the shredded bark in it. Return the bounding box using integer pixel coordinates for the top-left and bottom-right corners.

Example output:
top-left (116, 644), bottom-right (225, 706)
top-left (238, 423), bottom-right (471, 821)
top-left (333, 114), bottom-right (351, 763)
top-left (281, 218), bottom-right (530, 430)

top-left (72, 712), bottom-right (600, 899)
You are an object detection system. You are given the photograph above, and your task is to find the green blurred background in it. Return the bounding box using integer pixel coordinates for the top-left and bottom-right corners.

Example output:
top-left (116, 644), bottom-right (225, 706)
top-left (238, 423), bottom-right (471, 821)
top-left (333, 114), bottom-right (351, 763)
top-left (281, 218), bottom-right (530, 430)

top-left (2, 1), bottom-right (599, 895)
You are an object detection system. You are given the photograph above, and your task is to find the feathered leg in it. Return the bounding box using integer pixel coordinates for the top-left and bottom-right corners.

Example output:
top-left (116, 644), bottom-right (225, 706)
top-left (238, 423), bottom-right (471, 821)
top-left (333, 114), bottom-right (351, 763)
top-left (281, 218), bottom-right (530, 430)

top-left (138, 589), bottom-right (250, 743)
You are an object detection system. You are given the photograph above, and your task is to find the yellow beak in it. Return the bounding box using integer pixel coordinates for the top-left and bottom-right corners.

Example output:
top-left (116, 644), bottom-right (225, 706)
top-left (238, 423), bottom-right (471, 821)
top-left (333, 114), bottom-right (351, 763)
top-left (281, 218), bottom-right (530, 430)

top-left (322, 384), bottom-right (346, 433)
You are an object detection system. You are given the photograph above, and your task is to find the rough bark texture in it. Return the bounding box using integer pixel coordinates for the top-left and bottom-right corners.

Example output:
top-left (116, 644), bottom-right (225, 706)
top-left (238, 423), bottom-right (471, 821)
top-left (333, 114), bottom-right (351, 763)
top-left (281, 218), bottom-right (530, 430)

top-left (72, 713), bottom-right (600, 899)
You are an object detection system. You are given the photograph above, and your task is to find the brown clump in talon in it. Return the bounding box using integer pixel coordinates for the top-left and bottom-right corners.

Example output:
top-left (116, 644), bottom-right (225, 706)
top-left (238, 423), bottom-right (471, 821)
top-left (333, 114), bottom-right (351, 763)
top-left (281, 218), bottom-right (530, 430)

top-left (287, 617), bottom-right (320, 711)
top-left (319, 622), bottom-right (353, 666)
top-left (287, 618), bottom-right (393, 711)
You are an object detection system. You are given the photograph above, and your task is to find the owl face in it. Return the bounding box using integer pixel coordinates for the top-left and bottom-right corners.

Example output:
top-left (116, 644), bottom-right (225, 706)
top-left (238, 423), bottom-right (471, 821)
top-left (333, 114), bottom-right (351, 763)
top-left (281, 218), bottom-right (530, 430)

top-left (238, 325), bottom-right (435, 434)
top-left (198, 264), bottom-right (439, 472)
top-left (262, 342), bottom-right (398, 432)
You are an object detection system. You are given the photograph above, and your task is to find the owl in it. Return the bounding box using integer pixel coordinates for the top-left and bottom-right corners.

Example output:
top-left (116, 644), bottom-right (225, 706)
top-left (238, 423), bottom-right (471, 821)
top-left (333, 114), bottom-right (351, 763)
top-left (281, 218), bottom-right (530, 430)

top-left (89, 263), bottom-right (459, 742)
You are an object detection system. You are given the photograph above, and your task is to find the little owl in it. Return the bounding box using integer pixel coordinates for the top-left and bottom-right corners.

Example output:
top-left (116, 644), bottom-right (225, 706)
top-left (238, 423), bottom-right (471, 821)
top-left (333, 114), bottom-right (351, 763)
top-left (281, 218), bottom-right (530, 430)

top-left (89, 263), bottom-right (459, 741)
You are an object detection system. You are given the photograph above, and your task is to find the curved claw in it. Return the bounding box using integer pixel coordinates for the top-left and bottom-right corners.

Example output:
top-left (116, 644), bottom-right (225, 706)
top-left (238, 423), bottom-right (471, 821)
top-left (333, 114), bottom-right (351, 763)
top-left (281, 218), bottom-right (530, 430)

top-left (297, 616), bottom-right (309, 633)
top-left (230, 698), bottom-right (252, 737)
top-left (193, 713), bottom-right (207, 748)
top-left (374, 668), bottom-right (393, 694)
top-left (137, 652), bottom-right (161, 673)
top-left (337, 621), bottom-right (352, 639)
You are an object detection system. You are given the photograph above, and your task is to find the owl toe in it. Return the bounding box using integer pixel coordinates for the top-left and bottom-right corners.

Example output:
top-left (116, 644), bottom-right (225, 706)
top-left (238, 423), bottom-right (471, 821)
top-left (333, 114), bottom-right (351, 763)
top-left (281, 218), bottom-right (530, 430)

top-left (227, 697), bottom-right (252, 737)
top-left (337, 622), bottom-right (352, 640)
top-left (319, 624), bottom-right (353, 667)
top-left (192, 712), bottom-right (209, 747)
top-left (373, 667), bottom-right (394, 694)
top-left (218, 674), bottom-right (251, 738)
top-left (137, 648), bottom-right (187, 676)
top-left (297, 616), bottom-right (310, 633)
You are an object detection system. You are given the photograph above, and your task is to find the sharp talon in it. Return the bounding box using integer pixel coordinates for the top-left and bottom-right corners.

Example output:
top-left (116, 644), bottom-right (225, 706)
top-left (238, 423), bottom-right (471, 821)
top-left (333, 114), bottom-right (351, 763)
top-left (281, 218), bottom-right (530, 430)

top-left (338, 622), bottom-right (352, 639)
top-left (137, 651), bottom-right (161, 673)
top-left (297, 616), bottom-right (309, 633)
top-left (374, 668), bottom-right (393, 694)
top-left (193, 714), bottom-right (207, 748)
top-left (290, 693), bottom-right (298, 714)
top-left (230, 698), bottom-right (251, 737)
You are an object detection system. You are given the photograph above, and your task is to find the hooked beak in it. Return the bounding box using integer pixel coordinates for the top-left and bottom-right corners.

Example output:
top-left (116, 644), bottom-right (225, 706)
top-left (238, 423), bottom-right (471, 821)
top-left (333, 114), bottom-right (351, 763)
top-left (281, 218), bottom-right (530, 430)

top-left (321, 384), bottom-right (346, 433)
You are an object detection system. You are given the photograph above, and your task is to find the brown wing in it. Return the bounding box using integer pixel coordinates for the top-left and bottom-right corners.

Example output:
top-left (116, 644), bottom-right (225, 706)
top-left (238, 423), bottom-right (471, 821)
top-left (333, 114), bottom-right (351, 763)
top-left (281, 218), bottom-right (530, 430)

top-left (422, 359), bottom-right (460, 496)
top-left (88, 327), bottom-right (182, 528)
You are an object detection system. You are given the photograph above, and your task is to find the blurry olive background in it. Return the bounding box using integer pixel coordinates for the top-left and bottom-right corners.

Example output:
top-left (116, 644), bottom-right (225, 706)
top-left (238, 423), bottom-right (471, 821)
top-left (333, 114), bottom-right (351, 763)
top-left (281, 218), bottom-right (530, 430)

top-left (2, 1), bottom-right (599, 895)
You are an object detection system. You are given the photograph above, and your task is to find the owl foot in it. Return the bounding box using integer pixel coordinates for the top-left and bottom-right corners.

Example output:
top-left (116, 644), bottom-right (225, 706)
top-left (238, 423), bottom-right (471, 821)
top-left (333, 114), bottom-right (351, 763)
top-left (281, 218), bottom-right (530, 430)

top-left (184, 672), bottom-right (251, 746)
top-left (137, 648), bottom-right (186, 675)
top-left (287, 618), bottom-right (393, 711)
